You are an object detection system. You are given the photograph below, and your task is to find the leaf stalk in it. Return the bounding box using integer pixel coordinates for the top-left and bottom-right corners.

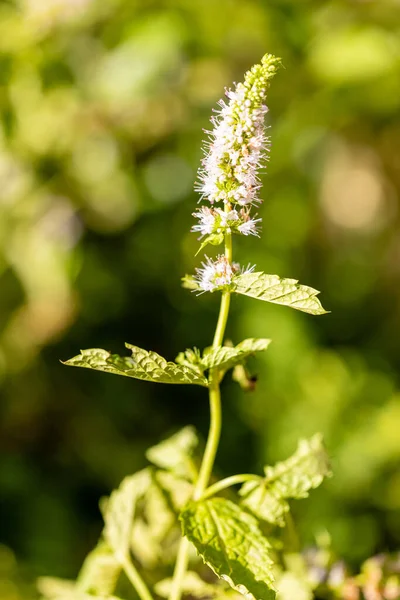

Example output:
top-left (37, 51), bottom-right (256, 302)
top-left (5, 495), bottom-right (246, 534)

top-left (200, 473), bottom-right (263, 501)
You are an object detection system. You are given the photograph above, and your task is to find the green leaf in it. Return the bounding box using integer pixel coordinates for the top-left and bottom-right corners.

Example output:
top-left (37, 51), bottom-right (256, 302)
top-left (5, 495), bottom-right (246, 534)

top-left (77, 541), bottom-right (121, 595)
top-left (37, 578), bottom-right (77, 600)
top-left (201, 338), bottom-right (271, 371)
top-left (156, 470), bottom-right (193, 510)
top-left (196, 232), bottom-right (224, 255)
top-left (182, 274), bottom-right (198, 290)
top-left (180, 498), bottom-right (276, 600)
top-left (130, 470), bottom-right (192, 567)
top-left (240, 434), bottom-right (331, 526)
top-left (234, 272), bottom-right (328, 315)
top-left (175, 347), bottom-right (204, 373)
top-left (102, 469), bottom-right (151, 559)
top-left (130, 474), bottom-right (175, 568)
top-left (63, 345), bottom-right (208, 387)
top-left (146, 426), bottom-right (199, 481)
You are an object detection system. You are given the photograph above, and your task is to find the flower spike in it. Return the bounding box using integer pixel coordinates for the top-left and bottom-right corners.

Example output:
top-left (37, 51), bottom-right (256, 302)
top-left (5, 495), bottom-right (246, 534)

top-left (190, 53), bottom-right (280, 292)
top-left (195, 54), bottom-right (280, 211)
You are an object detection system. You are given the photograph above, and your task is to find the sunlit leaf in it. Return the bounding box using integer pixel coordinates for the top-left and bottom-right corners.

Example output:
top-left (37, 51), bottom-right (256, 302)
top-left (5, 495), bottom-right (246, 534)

top-left (63, 345), bottom-right (208, 386)
top-left (130, 470), bottom-right (192, 568)
top-left (240, 435), bottom-right (331, 526)
top-left (77, 541), bottom-right (121, 595)
top-left (37, 578), bottom-right (76, 600)
top-left (175, 348), bottom-right (204, 373)
top-left (201, 338), bottom-right (271, 371)
top-left (180, 498), bottom-right (276, 600)
top-left (102, 469), bottom-right (151, 559)
top-left (146, 426), bottom-right (199, 480)
top-left (155, 470), bottom-right (193, 511)
top-left (234, 272), bottom-right (327, 315)
top-left (196, 233), bottom-right (224, 255)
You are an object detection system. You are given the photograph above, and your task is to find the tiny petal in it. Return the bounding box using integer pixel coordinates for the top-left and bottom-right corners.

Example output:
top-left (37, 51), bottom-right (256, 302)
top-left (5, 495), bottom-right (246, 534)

top-left (192, 207), bottom-right (217, 236)
top-left (237, 217), bottom-right (261, 236)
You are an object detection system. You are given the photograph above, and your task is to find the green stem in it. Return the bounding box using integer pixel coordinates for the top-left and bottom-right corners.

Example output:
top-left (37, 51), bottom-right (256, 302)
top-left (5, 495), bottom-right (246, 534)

top-left (200, 473), bottom-right (262, 500)
top-left (167, 538), bottom-right (191, 600)
top-left (193, 381), bottom-right (221, 499)
top-left (212, 230), bottom-right (232, 348)
top-left (121, 556), bottom-right (154, 600)
top-left (212, 291), bottom-right (231, 349)
top-left (168, 228), bottom-right (233, 600)
top-left (285, 511), bottom-right (301, 552)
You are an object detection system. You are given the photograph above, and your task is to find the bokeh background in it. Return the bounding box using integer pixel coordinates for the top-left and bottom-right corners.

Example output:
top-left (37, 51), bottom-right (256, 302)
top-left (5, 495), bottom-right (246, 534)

top-left (1, 0), bottom-right (400, 597)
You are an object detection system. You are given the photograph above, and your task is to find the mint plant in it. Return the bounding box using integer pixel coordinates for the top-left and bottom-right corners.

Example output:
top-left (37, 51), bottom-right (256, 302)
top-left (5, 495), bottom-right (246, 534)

top-left (38, 54), bottom-right (332, 600)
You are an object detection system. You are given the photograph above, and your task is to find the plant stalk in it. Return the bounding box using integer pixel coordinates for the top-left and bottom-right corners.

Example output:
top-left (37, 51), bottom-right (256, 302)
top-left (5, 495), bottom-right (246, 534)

top-left (121, 556), bottom-right (154, 600)
top-left (168, 229), bottom-right (233, 600)
top-left (200, 473), bottom-right (262, 500)
top-left (193, 381), bottom-right (221, 500)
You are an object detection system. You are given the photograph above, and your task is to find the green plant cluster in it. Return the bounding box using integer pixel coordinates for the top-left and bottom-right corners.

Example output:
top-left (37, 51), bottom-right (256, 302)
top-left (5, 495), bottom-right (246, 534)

top-left (37, 427), bottom-right (331, 600)
top-left (38, 52), bottom-right (335, 600)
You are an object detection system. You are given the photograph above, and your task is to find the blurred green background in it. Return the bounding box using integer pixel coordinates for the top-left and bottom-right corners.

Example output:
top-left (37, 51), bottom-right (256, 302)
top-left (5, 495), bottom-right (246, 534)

top-left (1, 0), bottom-right (400, 597)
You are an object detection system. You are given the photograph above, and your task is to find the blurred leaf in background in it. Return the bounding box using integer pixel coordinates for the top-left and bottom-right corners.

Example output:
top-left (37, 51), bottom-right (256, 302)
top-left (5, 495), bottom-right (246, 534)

top-left (0, 0), bottom-right (400, 598)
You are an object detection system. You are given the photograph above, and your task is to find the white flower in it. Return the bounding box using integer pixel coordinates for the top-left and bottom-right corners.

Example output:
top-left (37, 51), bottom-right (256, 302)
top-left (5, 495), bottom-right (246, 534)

top-left (194, 256), bottom-right (256, 292)
top-left (237, 217), bottom-right (261, 236)
top-left (195, 54), bottom-right (279, 211)
top-left (192, 205), bottom-right (261, 239)
top-left (189, 55), bottom-right (280, 294)
top-left (195, 256), bottom-right (240, 292)
top-left (192, 207), bottom-right (217, 236)
top-left (216, 208), bottom-right (240, 227)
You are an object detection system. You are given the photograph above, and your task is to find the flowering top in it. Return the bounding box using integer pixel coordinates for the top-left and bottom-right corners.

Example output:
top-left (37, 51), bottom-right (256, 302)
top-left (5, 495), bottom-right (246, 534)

top-left (189, 54), bottom-right (280, 294)
top-left (195, 54), bottom-right (279, 214)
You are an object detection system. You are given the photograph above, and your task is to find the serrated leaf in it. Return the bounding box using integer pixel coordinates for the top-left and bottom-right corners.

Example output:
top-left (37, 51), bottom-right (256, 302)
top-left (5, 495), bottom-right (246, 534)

top-left (234, 272), bottom-right (328, 315)
top-left (77, 541), bottom-right (121, 595)
top-left (201, 338), bottom-right (271, 371)
top-left (129, 470), bottom-right (192, 568)
top-left (146, 426), bottom-right (199, 481)
top-left (180, 498), bottom-right (276, 600)
top-left (240, 435), bottom-right (331, 526)
top-left (102, 469), bottom-right (151, 559)
top-left (196, 233), bottom-right (224, 255)
top-left (63, 345), bottom-right (208, 387)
